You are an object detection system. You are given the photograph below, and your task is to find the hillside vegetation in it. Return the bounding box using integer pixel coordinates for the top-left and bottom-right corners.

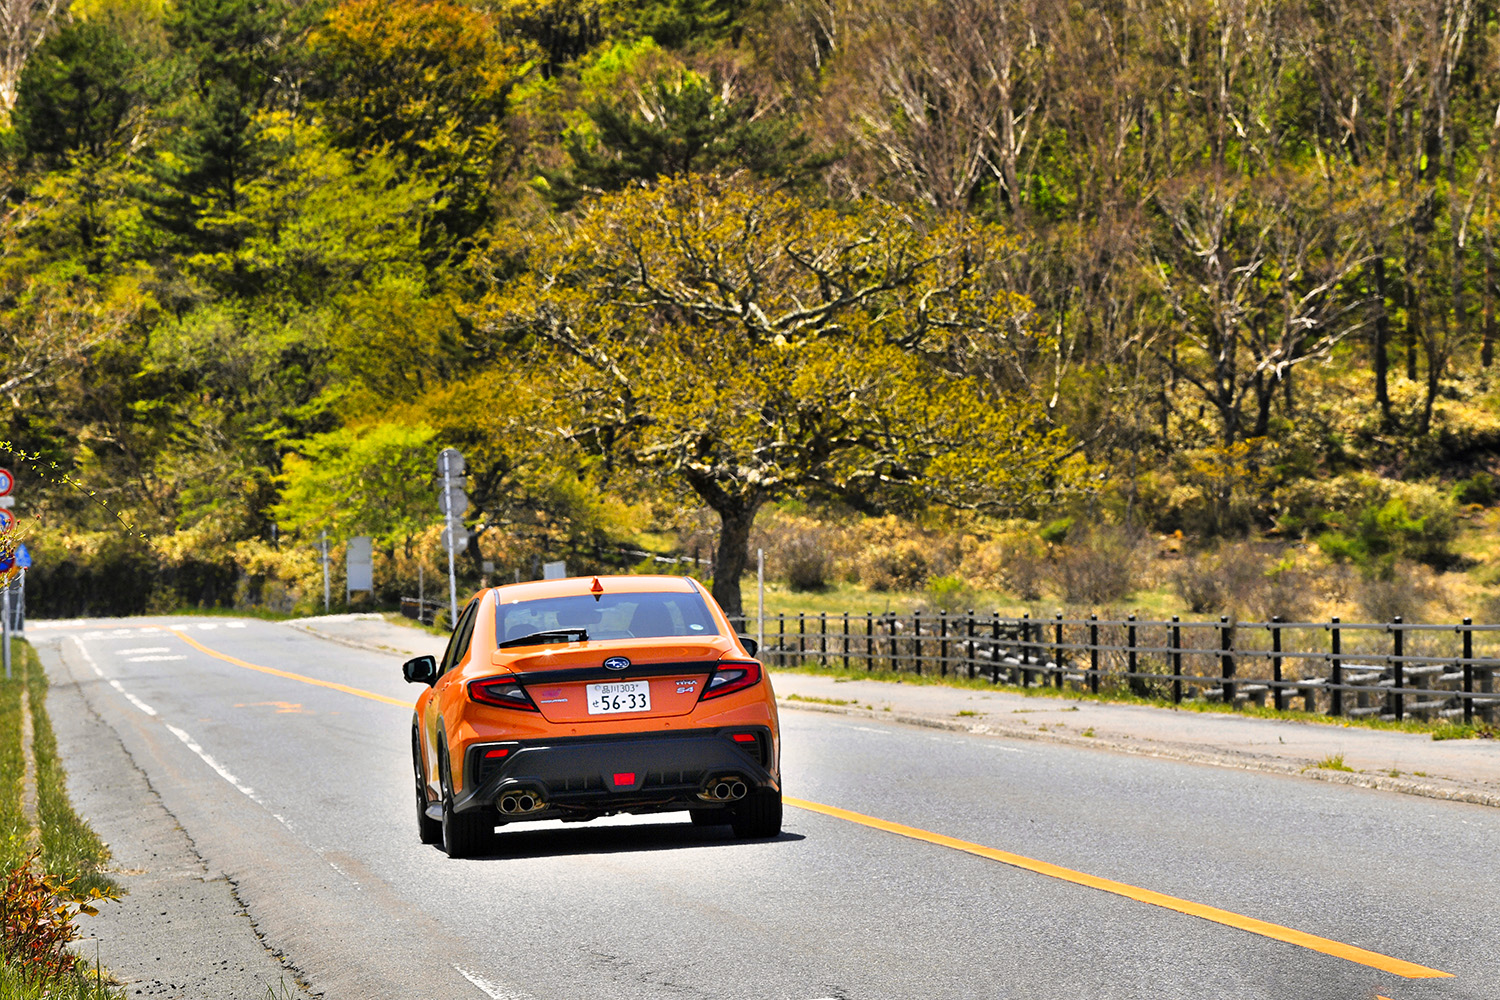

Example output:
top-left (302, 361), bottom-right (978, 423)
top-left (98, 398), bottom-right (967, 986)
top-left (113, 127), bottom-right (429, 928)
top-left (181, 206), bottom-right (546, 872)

top-left (3, 0), bottom-right (1499, 621)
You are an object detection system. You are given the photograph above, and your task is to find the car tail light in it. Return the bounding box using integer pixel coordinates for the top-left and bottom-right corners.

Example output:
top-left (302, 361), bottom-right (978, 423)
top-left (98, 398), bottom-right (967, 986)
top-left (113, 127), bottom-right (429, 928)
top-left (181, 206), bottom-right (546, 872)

top-left (469, 677), bottom-right (539, 711)
top-left (699, 660), bottom-right (762, 701)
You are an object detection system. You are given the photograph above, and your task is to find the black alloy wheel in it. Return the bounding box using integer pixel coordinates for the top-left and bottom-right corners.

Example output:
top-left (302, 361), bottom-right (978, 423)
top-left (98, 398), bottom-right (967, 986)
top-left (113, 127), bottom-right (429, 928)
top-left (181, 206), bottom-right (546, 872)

top-left (729, 788), bottom-right (783, 839)
top-left (439, 747), bottom-right (493, 859)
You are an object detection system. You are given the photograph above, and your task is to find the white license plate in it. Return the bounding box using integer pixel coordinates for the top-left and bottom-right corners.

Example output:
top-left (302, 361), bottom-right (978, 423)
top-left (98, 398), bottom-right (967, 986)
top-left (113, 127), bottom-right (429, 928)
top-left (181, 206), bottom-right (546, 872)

top-left (586, 680), bottom-right (651, 715)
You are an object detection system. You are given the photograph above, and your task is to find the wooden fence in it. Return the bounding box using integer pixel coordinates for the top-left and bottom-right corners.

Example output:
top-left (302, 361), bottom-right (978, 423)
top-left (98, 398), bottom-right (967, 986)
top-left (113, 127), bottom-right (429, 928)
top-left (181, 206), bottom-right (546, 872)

top-left (734, 612), bottom-right (1500, 725)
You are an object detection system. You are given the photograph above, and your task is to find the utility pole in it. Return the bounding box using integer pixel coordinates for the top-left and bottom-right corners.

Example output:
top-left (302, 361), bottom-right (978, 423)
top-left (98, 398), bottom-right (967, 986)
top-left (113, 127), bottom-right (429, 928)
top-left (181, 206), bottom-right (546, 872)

top-left (321, 530), bottom-right (330, 613)
top-left (437, 448), bottom-right (468, 629)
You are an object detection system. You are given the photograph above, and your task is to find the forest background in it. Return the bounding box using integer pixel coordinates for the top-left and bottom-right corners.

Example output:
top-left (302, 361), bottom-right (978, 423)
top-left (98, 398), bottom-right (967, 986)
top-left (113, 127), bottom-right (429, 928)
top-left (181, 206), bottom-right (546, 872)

top-left (5, 0), bottom-right (1500, 625)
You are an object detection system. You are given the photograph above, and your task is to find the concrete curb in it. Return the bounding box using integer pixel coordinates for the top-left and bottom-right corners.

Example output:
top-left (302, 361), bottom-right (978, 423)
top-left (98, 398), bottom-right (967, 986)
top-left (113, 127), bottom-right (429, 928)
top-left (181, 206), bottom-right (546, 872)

top-left (776, 699), bottom-right (1500, 810)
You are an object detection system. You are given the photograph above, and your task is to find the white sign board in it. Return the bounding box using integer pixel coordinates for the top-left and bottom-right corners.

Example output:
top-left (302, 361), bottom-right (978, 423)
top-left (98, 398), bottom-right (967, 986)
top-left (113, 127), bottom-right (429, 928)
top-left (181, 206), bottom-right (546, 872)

top-left (542, 560), bottom-right (567, 580)
top-left (346, 536), bottom-right (374, 593)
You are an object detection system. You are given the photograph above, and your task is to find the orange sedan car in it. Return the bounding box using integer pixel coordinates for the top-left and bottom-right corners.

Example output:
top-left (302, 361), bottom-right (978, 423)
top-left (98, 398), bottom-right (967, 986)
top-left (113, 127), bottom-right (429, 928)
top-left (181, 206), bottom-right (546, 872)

top-left (404, 575), bottom-right (781, 857)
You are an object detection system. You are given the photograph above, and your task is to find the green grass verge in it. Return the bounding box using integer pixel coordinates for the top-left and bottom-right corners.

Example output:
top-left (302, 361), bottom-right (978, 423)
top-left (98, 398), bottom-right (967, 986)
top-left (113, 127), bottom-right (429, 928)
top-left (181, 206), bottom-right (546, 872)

top-left (19, 646), bottom-right (115, 897)
top-left (0, 639), bottom-right (123, 1000)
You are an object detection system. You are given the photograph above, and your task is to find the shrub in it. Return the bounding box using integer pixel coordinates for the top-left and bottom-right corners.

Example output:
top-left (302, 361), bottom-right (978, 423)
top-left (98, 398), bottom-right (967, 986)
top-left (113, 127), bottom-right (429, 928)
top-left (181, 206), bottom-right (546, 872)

top-left (0, 851), bottom-right (105, 987)
top-left (1038, 517), bottom-right (1073, 545)
top-left (1170, 542), bottom-right (1272, 617)
top-left (924, 574), bottom-right (982, 613)
top-left (1049, 525), bottom-right (1144, 604)
top-left (1453, 472), bottom-right (1497, 507)
top-left (859, 539), bottom-right (931, 591)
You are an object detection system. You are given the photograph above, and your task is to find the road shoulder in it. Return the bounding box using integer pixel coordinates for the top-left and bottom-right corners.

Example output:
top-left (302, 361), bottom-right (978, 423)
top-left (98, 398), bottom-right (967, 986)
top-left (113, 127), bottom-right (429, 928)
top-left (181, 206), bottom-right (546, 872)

top-left (37, 634), bottom-right (317, 1000)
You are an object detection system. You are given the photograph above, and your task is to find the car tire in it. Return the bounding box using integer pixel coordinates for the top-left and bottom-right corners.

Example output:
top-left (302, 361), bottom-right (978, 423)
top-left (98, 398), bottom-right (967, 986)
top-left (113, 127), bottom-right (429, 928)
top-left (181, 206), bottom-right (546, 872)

top-left (688, 807), bottom-right (727, 827)
top-left (413, 732), bottom-right (441, 846)
top-left (440, 750), bottom-right (492, 859)
top-left (729, 789), bottom-right (782, 839)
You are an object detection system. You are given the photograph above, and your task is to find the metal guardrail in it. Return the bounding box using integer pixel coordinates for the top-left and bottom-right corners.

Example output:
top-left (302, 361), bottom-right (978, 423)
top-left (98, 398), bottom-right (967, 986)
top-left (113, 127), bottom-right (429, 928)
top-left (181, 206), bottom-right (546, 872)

top-left (734, 612), bottom-right (1500, 725)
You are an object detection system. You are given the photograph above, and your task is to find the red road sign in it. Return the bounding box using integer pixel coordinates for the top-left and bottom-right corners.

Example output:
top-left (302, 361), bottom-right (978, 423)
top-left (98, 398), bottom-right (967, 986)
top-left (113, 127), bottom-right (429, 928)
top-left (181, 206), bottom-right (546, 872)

top-left (0, 469), bottom-right (12, 496)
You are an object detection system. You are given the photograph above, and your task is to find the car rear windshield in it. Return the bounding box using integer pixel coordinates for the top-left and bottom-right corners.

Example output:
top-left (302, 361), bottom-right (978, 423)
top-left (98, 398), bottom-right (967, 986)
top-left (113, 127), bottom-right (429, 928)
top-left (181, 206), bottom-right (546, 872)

top-left (494, 591), bottom-right (719, 648)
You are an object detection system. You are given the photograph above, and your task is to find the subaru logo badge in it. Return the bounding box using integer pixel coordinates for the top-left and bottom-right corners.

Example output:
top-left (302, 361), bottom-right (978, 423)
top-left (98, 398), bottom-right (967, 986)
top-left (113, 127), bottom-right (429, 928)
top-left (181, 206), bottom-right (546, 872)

top-left (603, 656), bottom-right (631, 671)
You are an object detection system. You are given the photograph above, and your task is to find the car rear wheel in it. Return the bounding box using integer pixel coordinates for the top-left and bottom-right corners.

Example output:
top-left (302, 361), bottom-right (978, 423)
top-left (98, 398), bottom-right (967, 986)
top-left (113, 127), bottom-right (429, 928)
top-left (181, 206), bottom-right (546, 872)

top-left (440, 750), bottom-right (493, 859)
top-left (729, 789), bottom-right (782, 839)
top-left (413, 732), bottom-right (441, 845)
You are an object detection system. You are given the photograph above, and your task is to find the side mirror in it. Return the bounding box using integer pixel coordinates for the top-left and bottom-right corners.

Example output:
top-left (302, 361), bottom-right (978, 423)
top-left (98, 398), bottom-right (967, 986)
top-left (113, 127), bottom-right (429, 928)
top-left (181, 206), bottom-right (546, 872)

top-left (737, 635), bottom-right (759, 657)
top-left (403, 654), bottom-right (438, 686)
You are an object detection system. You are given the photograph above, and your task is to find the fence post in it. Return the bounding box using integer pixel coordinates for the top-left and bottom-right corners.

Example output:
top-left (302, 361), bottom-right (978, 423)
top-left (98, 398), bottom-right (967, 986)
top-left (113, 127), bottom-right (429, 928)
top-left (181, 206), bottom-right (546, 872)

top-left (1171, 615), bottom-right (1182, 704)
top-left (798, 613), bottom-right (806, 666)
top-left (1462, 616), bottom-right (1474, 725)
top-left (1126, 614), bottom-right (1138, 696)
top-left (842, 612), bottom-right (850, 670)
top-left (866, 613), bottom-right (874, 671)
top-left (1089, 613), bottom-right (1100, 695)
top-left (818, 612), bottom-right (827, 663)
top-left (991, 613), bottom-right (1002, 685)
top-left (912, 610), bottom-right (922, 676)
top-left (1054, 613), bottom-right (1065, 689)
top-left (1220, 616), bottom-right (1235, 706)
top-left (939, 610), bottom-right (949, 677)
top-left (1391, 615), bottom-right (1404, 721)
top-left (1329, 617), bottom-right (1343, 717)
top-left (1270, 616), bottom-right (1284, 711)
top-left (966, 611), bottom-right (976, 680)
top-left (1021, 612), bottom-right (1032, 687)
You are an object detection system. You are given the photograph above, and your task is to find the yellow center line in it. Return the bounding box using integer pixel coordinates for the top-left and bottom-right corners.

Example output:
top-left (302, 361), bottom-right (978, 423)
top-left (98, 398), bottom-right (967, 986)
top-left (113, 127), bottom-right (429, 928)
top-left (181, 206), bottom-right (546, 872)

top-left (786, 796), bottom-right (1451, 981)
top-left (170, 628), bottom-right (410, 709)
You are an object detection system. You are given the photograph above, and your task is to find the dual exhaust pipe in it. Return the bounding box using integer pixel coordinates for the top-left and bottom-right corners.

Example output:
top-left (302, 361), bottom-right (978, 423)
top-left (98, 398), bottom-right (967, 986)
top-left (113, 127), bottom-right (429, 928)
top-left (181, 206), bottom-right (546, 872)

top-left (498, 791), bottom-right (547, 815)
top-left (699, 778), bottom-right (748, 802)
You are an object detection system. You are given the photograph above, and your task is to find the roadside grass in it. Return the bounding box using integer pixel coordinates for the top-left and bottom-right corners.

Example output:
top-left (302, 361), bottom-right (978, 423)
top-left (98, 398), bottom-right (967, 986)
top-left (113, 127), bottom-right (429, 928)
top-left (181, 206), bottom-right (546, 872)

top-left (1314, 754), bottom-right (1354, 772)
top-left (0, 639), bottom-right (123, 1000)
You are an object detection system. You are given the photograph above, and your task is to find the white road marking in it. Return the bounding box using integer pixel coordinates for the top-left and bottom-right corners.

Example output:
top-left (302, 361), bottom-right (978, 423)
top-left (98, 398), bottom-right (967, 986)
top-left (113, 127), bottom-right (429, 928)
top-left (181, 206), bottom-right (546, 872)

top-left (72, 639), bottom-right (105, 678)
top-left (126, 655), bottom-right (187, 663)
top-left (108, 680), bottom-right (159, 717)
top-left (116, 647), bottom-right (169, 655)
top-left (164, 723), bottom-right (260, 802)
top-left (453, 965), bottom-right (525, 1000)
top-left (197, 623), bottom-right (218, 630)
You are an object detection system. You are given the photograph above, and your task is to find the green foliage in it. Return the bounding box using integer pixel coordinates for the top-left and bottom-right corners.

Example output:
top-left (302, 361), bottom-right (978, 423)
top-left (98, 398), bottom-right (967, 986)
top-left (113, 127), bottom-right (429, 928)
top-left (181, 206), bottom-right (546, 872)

top-left (1038, 517), bottom-right (1073, 545)
top-left (308, 0), bottom-right (526, 249)
top-left (539, 67), bottom-right (825, 210)
top-left (272, 422), bottom-right (440, 549)
top-left (1453, 473), bottom-right (1497, 507)
top-left (483, 173), bottom-right (1082, 612)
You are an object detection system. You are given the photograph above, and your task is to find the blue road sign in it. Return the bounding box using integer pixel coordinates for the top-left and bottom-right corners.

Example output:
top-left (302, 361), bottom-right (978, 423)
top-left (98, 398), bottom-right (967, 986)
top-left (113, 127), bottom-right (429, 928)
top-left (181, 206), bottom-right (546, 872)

top-left (14, 545), bottom-right (29, 568)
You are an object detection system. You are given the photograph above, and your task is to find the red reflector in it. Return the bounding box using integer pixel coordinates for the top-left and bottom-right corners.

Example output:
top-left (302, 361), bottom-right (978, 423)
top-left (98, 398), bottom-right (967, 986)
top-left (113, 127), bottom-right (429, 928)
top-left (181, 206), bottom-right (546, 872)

top-left (613, 772), bottom-right (635, 786)
top-left (591, 577), bottom-right (604, 594)
top-left (732, 734), bottom-right (756, 743)
top-left (485, 749), bottom-right (510, 758)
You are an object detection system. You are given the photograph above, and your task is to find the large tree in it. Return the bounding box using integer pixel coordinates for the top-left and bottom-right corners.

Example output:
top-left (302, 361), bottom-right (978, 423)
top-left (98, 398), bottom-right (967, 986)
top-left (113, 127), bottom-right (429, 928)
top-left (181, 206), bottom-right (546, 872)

top-left (480, 173), bottom-right (1081, 615)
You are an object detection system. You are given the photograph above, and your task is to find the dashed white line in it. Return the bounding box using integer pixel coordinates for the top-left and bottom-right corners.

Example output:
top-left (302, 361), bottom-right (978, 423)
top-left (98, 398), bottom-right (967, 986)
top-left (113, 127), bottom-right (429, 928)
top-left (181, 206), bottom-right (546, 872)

top-left (116, 647), bottom-right (170, 655)
top-left (163, 723), bottom-right (260, 802)
top-left (126, 655), bottom-right (187, 663)
top-left (107, 679), bottom-right (159, 717)
top-left (453, 965), bottom-right (524, 1000)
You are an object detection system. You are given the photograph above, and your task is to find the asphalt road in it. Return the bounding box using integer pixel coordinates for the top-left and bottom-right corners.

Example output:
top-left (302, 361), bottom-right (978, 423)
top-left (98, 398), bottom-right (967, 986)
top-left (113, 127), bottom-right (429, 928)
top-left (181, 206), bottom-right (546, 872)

top-left (30, 617), bottom-right (1500, 1000)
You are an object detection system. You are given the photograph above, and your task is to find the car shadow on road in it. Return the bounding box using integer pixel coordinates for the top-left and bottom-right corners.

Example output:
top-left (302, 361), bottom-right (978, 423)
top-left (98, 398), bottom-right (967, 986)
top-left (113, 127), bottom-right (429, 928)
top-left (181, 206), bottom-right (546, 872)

top-left (442, 821), bottom-right (805, 861)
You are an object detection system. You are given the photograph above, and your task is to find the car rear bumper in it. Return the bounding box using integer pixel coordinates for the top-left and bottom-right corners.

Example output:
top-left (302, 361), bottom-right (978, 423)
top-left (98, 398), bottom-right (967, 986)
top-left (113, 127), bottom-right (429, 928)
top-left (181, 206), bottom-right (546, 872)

top-left (455, 727), bottom-right (777, 817)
